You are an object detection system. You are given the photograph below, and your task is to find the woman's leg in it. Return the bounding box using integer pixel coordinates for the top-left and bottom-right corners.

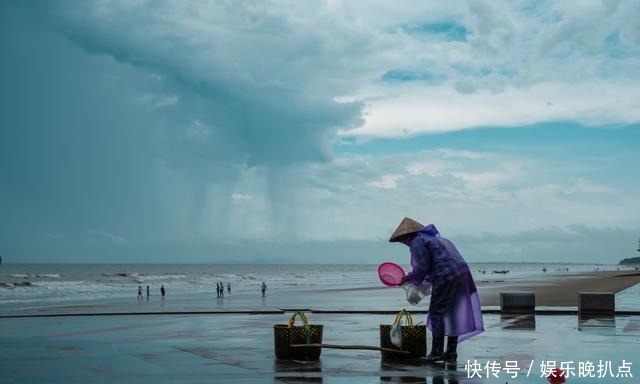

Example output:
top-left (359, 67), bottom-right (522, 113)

top-left (423, 279), bottom-right (458, 362)
top-left (424, 310), bottom-right (446, 361)
top-left (444, 336), bottom-right (458, 361)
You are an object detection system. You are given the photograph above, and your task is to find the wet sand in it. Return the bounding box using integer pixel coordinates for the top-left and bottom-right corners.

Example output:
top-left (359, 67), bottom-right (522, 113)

top-left (2, 312), bottom-right (639, 383)
top-left (476, 270), bottom-right (640, 306)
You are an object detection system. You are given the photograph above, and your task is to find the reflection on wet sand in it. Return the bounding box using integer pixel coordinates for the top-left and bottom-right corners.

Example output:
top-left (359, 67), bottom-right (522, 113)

top-left (578, 314), bottom-right (616, 333)
top-left (378, 374), bottom-right (460, 384)
top-left (274, 360), bottom-right (323, 383)
top-left (500, 314), bottom-right (536, 331)
top-left (379, 358), bottom-right (460, 383)
top-left (432, 376), bottom-right (460, 384)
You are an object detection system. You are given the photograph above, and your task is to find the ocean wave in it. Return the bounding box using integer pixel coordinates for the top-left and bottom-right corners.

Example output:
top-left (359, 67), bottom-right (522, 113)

top-left (4, 274), bottom-right (60, 279)
top-left (0, 281), bottom-right (33, 288)
top-left (102, 272), bottom-right (140, 278)
top-left (7, 274), bottom-right (29, 279)
top-left (100, 272), bottom-right (144, 283)
top-left (137, 274), bottom-right (186, 281)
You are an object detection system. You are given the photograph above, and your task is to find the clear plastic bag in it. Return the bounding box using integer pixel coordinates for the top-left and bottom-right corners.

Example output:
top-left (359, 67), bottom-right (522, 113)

top-left (401, 281), bottom-right (431, 305)
top-left (390, 324), bottom-right (402, 348)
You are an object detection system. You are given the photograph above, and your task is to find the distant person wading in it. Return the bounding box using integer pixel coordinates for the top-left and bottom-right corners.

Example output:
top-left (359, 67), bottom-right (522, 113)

top-left (261, 282), bottom-right (267, 297)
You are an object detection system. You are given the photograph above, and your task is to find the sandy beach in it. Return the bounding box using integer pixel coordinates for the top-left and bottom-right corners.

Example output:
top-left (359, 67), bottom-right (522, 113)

top-left (475, 270), bottom-right (640, 307)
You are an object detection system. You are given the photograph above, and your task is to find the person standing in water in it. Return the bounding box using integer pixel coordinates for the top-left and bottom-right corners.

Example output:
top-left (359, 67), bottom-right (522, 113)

top-left (137, 285), bottom-right (143, 301)
top-left (261, 282), bottom-right (267, 297)
top-left (160, 285), bottom-right (166, 299)
top-left (216, 283), bottom-right (220, 298)
top-left (227, 282), bottom-right (231, 295)
top-left (146, 285), bottom-right (150, 300)
top-left (390, 217), bottom-right (484, 364)
top-left (219, 282), bottom-right (224, 298)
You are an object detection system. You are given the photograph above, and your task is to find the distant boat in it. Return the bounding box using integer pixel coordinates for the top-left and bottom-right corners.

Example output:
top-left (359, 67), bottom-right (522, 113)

top-left (492, 270), bottom-right (509, 274)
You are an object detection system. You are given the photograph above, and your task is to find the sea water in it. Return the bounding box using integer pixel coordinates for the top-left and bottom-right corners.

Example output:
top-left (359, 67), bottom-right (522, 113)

top-left (0, 262), bottom-right (628, 306)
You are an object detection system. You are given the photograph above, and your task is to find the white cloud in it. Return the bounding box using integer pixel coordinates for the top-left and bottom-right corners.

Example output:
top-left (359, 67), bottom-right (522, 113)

top-left (344, 0), bottom-right (640, 137)
top-left (282, 146), bottom-right (639, 241)
top-left (406, 161), bottom-right (451, 177)
top-left (369, 174), bottom-right (403, 189)
top-left (231, 193), bottom-right (252, 201)
top-left (516, 179), bottom-right (617, 201)
top-left (350, 81), bottom-right (640, 137)
top-left (451, 170), bottom-right (514, 189)
top-left (436, 149), bottom-right (487, 159)
top-left (568, 179), bottom-right (616, 195)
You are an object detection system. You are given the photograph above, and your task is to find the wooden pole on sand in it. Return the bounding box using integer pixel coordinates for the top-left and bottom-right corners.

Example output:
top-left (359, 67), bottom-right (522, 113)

top-left (290, 343), bottom-right (410, 354)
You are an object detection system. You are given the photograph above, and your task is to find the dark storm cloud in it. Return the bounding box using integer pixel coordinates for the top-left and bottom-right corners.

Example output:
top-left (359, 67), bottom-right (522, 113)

top-left (0, 2), bottom-right (364, 261)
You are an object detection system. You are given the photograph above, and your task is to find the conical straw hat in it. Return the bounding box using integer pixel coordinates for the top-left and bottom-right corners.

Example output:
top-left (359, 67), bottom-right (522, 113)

top-left (389, 217), bottom-right (424, 242)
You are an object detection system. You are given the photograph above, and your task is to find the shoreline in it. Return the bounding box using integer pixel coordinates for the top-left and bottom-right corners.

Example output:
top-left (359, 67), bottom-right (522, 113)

top-left (1, 270), bottom-right (639, 317)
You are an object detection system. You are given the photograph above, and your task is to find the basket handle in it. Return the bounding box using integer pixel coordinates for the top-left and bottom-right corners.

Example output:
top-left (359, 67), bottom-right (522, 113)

top-left (288, 311), bottom-right (309, 328)
top-left (288, 311), bottom-right (312, 344)
top-left (393, 309), bottom-right (414, 327)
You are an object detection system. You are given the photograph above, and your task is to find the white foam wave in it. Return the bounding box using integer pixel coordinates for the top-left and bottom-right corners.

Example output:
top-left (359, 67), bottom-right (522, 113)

top-left (4, 274), bottom-right (60, 279)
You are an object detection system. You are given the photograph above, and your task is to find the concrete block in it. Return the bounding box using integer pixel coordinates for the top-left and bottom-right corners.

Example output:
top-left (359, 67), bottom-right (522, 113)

top-left (500, 292), bottom-right (535, 314)
top-left (578, 292), bottom-right (615, 314)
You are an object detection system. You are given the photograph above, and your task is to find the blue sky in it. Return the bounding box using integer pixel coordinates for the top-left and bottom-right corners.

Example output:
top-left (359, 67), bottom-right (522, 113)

top-left (1, 1), bottom-right (639, 263)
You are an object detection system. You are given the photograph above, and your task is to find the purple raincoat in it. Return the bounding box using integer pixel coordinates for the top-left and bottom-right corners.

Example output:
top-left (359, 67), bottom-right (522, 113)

top-left (406, 224), bottom-right (484, 342)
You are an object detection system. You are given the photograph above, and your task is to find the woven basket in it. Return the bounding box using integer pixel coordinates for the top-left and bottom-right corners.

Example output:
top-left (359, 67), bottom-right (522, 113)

top-left (274, 311), bottom-right (323, 360)
top-left (380, 310), bottom-right (426, 359)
